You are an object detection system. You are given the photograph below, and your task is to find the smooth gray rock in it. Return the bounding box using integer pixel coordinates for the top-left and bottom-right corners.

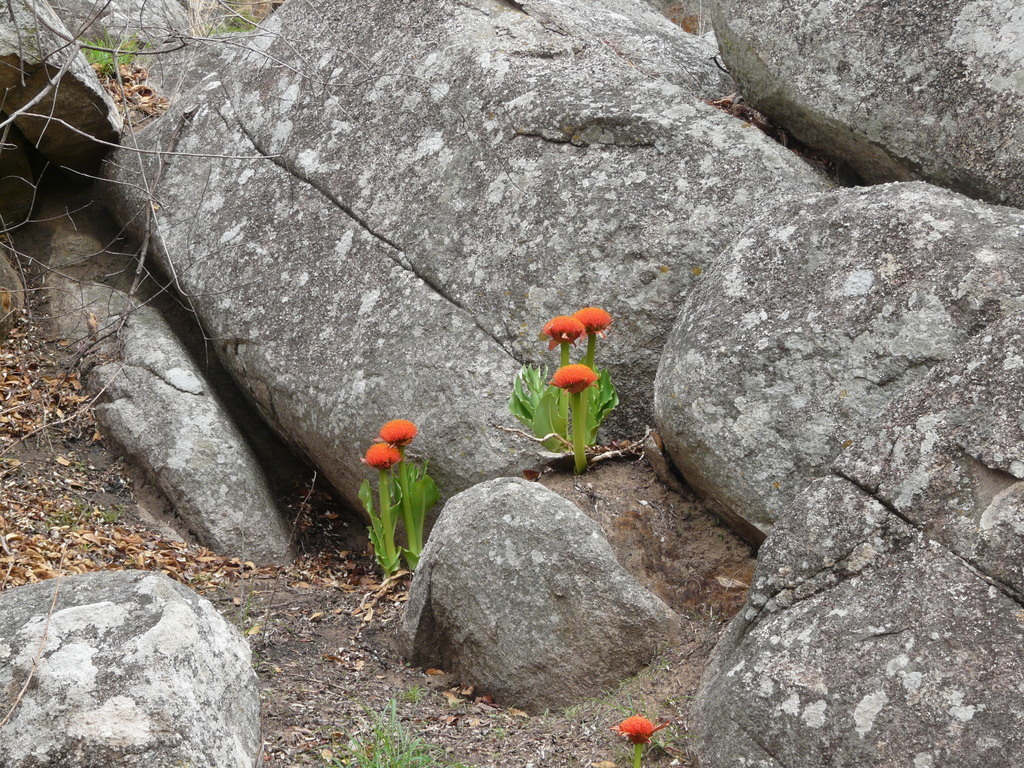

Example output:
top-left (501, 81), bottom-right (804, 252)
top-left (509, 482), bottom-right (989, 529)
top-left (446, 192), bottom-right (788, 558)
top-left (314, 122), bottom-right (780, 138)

top-left (0, 0), bottom-right (121, 173)
top-left (92, 304), bottom-right (293, 564)
top-left (0, 571), bottom-right (261, 768)
top-left (402, 477), bottom-right (679, 713)
top-left (654, 182), bottom-right (1024, 538)
top-left (50, 0), bottom-right (191, 41)
top-left (102, 0), bottom-right (829, 513)
top-left (712, 0), bottom-right (1024, 208)
top-left (697, 312), bottom-right (1024, 767)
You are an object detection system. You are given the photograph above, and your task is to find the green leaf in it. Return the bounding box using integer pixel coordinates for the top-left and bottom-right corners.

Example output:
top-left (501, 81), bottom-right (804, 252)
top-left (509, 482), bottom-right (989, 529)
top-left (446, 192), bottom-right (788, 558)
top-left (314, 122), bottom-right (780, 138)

top-left (509, 365), bottom-right (546, 427)
top-left (358, 479), bottom-right (374, 516)
top-left (534, 386), bottom-right (568, 451)
top-left (586, 368), bottom-right (619, 443)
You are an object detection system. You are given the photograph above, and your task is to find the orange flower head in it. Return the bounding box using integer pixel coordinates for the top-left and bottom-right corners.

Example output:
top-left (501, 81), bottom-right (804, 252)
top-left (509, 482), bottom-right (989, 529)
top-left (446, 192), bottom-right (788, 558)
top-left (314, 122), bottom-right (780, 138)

top-left (550, 364), bottom-right (598, 394)
top-left (542, 315), bottom-right (587, 350)
top-left (362, 443), bottom-right (402, 470)
top-left (379, 419), bottom-right (417, 447)
top-left (612, 715), bottom-right (670, 745)
top-left (573, 307), bottom-right (612, 336)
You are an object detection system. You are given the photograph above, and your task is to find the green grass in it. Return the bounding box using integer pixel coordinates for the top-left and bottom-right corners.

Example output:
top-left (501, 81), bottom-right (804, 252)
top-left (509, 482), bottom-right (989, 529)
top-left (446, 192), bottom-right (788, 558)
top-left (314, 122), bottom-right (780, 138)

top-left (80, 34), bottom-right (142, 78)
top-left (328, 700), bottom-right (470, 768)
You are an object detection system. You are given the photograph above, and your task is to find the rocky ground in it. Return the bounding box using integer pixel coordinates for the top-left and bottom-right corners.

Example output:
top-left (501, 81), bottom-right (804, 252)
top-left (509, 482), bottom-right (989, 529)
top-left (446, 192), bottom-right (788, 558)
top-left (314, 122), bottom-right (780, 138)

top-left (0, 277), bottom-right (755, 767)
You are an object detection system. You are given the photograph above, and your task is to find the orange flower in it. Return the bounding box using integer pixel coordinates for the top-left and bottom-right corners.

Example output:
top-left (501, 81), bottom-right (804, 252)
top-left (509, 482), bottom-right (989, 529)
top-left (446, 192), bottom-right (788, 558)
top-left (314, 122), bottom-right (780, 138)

top-left (550, 364), bottom-right (598, 394)
top-left (362, 443), bottom-right (401, 470)
top-left (612, 716), bottom-right (670, 745)
top-left (379, 419), bottom-right (417, 447)
top-left (542, 315), bottom-right (587, 350)
top-left (573, 307), bottom-right (612, 336)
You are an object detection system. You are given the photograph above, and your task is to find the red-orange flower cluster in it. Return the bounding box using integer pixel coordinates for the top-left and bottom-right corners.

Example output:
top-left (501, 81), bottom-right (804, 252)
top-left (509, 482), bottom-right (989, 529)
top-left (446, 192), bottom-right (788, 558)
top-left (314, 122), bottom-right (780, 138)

top-left (379, 419), bottom-right (417, 447)
top-left (550, 364), bottom-right (598, 394)
top-left (612, 715), bottom-right (670, 745)
top-left (362, 443), bottom-right (402, 470)
top-left (542, 315), bottom-right (586, 350)
top-left (573, 307), bottom-right (612, 336)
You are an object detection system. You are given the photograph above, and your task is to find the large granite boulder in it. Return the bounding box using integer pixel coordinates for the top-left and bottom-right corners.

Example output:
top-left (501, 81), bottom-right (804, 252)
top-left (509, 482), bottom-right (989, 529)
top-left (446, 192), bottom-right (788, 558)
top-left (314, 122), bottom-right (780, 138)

top-left (92, 305), bottom-right (294, 564)
top-left (402, 477), bottom-right (679, 712)
top-left (50, 0), bottom-right (191, 41)
top-left (0, 0), bottom-right (121, 173)
top-left (0, 571), bottom-right (261, 768)
top-left (696, 312), bottom-right (1024, 767)
top-left (654, 182), bottom-right (1024, 538)
top-left (711, 0), bottom-right (1024, 208)
top-left (102, 0), bottom-right (830, 513)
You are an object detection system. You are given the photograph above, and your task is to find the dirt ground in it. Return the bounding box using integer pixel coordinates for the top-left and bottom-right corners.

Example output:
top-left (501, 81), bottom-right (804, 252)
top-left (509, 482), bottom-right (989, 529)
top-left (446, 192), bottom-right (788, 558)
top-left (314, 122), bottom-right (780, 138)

top-left (0, 265), bottom-right (756, 767)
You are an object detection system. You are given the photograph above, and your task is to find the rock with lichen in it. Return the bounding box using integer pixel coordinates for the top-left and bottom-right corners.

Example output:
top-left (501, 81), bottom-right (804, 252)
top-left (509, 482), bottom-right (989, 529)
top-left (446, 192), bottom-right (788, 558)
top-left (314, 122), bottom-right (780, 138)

top-left (696, 310), bottom-right (1024, 767)
top-left (711, 0), bottom-right (1024, 208)
top-left (0, 570), bottom-right (261, 768)
top-left (402, 477), bottom-right (679, 713)
top-left (655, 182), bottom-right (1024, 540)
top-left (102, 0), bottom-right (829, 513)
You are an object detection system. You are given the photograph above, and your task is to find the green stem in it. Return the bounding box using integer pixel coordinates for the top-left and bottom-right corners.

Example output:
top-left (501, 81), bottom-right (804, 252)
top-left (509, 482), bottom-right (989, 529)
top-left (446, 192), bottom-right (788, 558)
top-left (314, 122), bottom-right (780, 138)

top-left (558, 342), bottom-right (571, 432)
top-left (632, 742), bottom-right (643, 768)
top-left (398, 457), bottom-right (421, 562)
top-left (571, 390), bottom-right (588, 474)
top-left (377, 468), bottom-right (399, 575)
top-left (585, 333), bottom-right (596, 370)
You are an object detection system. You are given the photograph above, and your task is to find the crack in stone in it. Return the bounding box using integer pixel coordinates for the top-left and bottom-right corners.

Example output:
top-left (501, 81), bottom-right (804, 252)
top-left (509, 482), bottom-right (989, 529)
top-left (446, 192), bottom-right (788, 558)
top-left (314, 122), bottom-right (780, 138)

top-left (213, 101), bottom-right (522, 365)
top-left (833, 466), bottom-right (1024, 611)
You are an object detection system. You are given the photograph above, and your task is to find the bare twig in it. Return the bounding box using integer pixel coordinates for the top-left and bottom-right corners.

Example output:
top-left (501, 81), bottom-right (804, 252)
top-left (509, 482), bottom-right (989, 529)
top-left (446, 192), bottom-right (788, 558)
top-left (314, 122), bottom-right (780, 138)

top-left (493, 424), bottom-right (572, 449)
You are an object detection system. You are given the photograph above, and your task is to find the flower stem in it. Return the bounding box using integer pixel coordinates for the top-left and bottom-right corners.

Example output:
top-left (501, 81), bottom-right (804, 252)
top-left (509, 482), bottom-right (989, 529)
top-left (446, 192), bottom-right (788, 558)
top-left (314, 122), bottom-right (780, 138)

top-left (585, 332), bottom-right (597, 369)
top-left (398, 457), bottom-right (421, 566)
top-left (571, 390), bottom-right (588, 474)
top-left (559, 342), bottom-right (571, 433)
top-left (378, 468), bottom-right (399, 574)
top-left (632, 742), bottom-right (643, 768)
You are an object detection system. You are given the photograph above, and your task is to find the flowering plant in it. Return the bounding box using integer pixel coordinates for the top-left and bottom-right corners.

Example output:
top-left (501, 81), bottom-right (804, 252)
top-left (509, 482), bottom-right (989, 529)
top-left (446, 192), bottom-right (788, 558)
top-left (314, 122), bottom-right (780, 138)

top-left (359, 420), bottom-right (438, 577)
top-left (509, 307), bottom-right (618, 463)
top-left (611, 715), bottom-right (671, 768)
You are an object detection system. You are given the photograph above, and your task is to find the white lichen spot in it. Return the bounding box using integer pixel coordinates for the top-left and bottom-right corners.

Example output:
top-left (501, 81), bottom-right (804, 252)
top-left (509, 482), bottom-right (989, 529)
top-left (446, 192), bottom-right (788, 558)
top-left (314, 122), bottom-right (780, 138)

top-left (914, 753), bottom-right (934, 768)
top-left (803, 700), bottom-right (827, 728)
top-left (781, 692), bottom-right (801, 716)
top-left (359, 289), bottom-right (381, 316)
top-left (162, 368), bottom-right (204, 395)
top-left (42, 642), bottom-right (98, 690)
top-left (853, 689), bottom-right (888, 737)
top-left (1003, 354), bottom-right (1023, 371)
top-left (885, 654), bottom-right (909, 676)
top-left (758, 676), bottom-right (776, 697)
top-left (901, 670), bottom-right (923, 693)
top-left (68, 696), bottom-right (152, 745)
top-left (334, 230), bottom-right (355, 259)
top-left (727, 659), bottom-right (746, 678)
top-left (842, 269), bottom-right (875, 296)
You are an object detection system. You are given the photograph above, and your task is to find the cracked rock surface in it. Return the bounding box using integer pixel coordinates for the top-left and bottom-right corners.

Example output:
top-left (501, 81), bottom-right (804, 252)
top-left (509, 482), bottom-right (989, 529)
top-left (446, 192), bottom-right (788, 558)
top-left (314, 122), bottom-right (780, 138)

top-left (92, 305), bottom-right (293, 564)
top-left (402, 477), bottom-right (679, 713)
top-left (654, 182), bottom-right (1024, 536)
top-left (0, 570), bottom-right (261, 768)
top-left (696, 311), bottom-right (1024, 767)
top-left (102, 0), bottom-right (829, 513)
top-left (712, 0), bottom-right (1024, 208)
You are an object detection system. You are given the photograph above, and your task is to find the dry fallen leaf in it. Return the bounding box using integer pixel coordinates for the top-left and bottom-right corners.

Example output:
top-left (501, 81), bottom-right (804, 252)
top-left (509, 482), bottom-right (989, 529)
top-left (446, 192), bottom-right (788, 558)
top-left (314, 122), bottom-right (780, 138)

top-left (425, 668), bottom-right (445, 676)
